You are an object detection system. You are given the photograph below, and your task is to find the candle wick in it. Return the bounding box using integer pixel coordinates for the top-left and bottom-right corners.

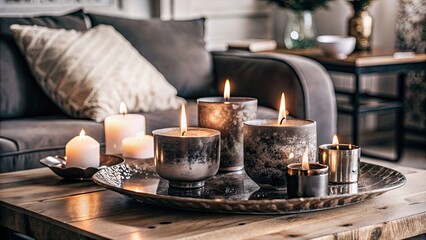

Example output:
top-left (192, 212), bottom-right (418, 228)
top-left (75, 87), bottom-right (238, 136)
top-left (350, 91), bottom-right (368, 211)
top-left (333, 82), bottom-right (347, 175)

top-left (279, 117), bottom-right (286, 125)
top-left (224, 97), bottom-right (229, 101)
top-left (181, 131), bottom-right (186, 136)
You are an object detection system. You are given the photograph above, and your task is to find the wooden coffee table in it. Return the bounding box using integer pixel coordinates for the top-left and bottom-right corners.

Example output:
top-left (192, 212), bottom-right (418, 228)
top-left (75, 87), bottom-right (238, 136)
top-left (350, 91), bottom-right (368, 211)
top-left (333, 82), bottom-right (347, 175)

top-left (1, 160), bottom-right (425, 240)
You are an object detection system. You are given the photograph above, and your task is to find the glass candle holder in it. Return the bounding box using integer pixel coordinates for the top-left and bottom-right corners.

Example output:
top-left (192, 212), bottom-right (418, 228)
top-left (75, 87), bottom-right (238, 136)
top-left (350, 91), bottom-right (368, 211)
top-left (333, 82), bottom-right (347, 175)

top-left (198, 97), bottom-right (257, 171)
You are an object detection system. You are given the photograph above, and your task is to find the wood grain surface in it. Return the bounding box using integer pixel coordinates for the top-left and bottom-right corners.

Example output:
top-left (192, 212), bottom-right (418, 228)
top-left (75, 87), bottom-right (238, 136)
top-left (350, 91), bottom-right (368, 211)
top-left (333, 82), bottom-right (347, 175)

top-left (1, 160), bottom-right (425, 240)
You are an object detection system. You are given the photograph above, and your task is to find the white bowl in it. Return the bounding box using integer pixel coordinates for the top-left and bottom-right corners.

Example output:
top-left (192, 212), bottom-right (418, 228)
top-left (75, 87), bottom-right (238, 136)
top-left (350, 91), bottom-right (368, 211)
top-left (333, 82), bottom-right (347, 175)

top-left (316, 35), bottom-right (356, 59)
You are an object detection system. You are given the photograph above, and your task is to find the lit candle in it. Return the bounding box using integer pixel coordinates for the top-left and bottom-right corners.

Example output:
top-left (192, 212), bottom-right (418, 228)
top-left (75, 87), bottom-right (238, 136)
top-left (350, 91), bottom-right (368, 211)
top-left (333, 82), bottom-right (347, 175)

top-left (286, 148), bottom-right (329, 198)
top-left (198, 79), bottom-right (257, 171)
top-left (319, 135), bottom-right (361, 183)
top-left (122, 133), bottom-right (154, 159)
top-left (65, 129), bottom-right (100, 168)
top-left (153, 104), bottom-right (220, 189)
top-left (244, 92), bottom-right (317, 190)
top-left (104, 102), bottom-right (145, 154)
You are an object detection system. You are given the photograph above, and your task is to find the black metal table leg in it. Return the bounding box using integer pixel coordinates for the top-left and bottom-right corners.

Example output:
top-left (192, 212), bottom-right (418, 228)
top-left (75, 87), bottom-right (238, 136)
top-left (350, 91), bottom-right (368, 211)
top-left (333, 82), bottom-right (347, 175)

top-left (359, 72), bottom-right (406, 162)
top-left (395, 72), bottom-right (406, 161)
top-left (352, 73), bottom-right (361, 146)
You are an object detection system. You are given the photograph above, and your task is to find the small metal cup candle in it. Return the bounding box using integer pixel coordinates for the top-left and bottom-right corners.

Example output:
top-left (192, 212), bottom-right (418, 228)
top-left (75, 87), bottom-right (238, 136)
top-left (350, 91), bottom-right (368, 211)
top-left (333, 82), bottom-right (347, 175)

top-left (286, 149), bottom-right (329, 198)
top-left (198, 79), bottom-right (257, 171)
top-left (244, 93), bottom-right (317, 190)
top-left (153, 104), bottom-right (220, 189)
top-left (319, 135), bottom-right (361, 183)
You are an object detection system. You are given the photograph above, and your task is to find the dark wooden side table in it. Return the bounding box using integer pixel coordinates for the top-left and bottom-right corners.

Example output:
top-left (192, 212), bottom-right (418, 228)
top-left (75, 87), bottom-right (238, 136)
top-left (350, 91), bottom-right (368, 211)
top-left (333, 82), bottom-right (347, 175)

top-left (266, 49), bottom-right (426, 162)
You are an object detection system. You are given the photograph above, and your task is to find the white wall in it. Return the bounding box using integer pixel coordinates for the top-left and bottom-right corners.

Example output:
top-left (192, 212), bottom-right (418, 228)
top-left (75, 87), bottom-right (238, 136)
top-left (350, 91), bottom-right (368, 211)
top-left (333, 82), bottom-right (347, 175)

top-left (0, 0), bottom-right (153, 19)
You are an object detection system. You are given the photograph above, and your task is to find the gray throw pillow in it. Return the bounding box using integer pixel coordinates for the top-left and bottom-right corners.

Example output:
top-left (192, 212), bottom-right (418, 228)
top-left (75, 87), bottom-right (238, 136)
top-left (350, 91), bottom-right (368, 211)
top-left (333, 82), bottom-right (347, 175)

top-left (0, 10), bottom-right (87, 119)
top-left (88, 14), bottom-right (216, 98)
top-left (11, 24), bottom-right (185, 122)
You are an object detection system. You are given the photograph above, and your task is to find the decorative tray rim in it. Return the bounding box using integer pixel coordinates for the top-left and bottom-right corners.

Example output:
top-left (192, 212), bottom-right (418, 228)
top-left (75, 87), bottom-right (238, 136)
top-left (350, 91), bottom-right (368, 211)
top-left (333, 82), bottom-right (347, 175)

top-left (92, 161), bottom-right (406, 214)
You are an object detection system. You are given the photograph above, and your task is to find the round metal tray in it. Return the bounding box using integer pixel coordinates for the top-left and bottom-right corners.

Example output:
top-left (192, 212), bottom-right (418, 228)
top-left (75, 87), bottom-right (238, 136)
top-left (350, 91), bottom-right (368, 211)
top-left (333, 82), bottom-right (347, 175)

top-left (92, 159), bottom-right (406, 214)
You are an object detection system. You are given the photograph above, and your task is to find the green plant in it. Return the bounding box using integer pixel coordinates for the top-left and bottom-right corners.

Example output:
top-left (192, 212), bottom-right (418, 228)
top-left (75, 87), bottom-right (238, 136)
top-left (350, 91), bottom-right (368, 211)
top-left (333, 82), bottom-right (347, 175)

top-left (263, 0), bottom-right (333, 11)
top-left (348, 0), bottom-right (374, 11)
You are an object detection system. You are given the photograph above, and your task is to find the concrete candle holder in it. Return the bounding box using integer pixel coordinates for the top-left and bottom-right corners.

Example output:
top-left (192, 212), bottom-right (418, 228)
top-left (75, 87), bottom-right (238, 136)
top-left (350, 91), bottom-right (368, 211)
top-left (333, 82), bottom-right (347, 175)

top-left (244, 119), bottom-right (317, 190)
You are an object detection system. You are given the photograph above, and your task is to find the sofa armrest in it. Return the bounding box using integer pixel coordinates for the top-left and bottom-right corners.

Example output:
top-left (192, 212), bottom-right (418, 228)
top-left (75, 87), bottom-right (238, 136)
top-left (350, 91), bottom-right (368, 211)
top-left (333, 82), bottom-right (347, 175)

top-left (212, 51), bottom-right (336, 145)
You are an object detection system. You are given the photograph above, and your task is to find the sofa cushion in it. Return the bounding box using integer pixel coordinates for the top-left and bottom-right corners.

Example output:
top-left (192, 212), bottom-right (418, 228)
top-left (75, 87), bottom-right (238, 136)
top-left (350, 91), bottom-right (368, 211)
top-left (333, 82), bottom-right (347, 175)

top-left (0, 10), bottom-right (88, 119)
top-left (0, 116), bottom-right (104, 172)
top-left (88, 14), bottom-right (216, 99)
top-left (10, 24), bottom-right (184, 122)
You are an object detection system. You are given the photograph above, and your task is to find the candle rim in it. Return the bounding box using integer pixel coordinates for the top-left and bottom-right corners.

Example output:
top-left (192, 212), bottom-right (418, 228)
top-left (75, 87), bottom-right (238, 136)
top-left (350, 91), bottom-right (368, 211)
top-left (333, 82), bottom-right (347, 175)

top-left (197, 96), bottom-right (257, 104)
top-left (319, 144), bottom-right (360, 150)
top-left (287, 162), bottom-right (329, 176)
top-left (104, 114), bottom-right (146, 120)
top-left (244, 118), bottom-right (316, 127)
top-left (152, 127), bottom-right (220, 138)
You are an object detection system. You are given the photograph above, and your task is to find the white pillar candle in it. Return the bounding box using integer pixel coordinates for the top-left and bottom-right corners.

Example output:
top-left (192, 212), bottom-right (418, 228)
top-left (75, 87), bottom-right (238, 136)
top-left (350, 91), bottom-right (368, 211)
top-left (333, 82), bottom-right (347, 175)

top-left (122, 134), bottom-right (154, 159)
top-left (104, 102), bottom-right (145, 154)
top-left (65, 129), bottom-right (100, 168)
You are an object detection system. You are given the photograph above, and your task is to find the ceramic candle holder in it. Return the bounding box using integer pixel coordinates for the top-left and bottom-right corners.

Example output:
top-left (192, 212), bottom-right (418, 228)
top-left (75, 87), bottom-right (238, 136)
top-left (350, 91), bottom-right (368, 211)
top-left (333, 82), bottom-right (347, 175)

top-left (198, 97), bottom-right (257, 171)
top-left (319, 144), bottom-right (361, 183)
top-left (286, 163), bottom-right (329, 198)
top-left (153, 127), bottom-right (220, 189)
top-left (243, 119), bottom-right (317, 190)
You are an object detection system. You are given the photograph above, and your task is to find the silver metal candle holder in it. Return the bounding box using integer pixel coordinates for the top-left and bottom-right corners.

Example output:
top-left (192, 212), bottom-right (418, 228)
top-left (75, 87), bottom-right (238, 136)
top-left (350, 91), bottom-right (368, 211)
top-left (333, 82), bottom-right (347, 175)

top-left (319, 144), bottom-right (361, 183)
top-left (286, 162), bottom-right (329, 198)
top-left (153, 127), bottom-right (220, 189)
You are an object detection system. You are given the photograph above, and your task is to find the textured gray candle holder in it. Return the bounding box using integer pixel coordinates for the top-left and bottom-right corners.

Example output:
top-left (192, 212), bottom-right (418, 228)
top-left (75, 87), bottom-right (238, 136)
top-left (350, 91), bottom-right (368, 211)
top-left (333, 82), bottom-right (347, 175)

top-left (153, 127), bottom-right (220, 189)
top-left (198, 97), bottom-right (257, 172)
top-left (244, 119), bottom-right (317, 190)
top-left (319, 144), bottom-right (361, 183)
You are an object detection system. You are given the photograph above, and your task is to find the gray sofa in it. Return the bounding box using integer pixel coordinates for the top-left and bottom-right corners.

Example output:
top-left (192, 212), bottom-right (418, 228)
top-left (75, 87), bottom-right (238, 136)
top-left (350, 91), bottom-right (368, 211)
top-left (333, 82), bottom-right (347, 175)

top-left (0, 10), bottom-right (336, 173)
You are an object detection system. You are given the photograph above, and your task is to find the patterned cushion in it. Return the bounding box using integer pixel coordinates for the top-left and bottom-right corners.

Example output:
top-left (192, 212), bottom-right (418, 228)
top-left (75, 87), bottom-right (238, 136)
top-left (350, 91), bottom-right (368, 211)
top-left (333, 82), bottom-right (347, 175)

top-left (10, 24), bottom-right (184, 122)
top-left (0, 10), bottom-right (87, 119)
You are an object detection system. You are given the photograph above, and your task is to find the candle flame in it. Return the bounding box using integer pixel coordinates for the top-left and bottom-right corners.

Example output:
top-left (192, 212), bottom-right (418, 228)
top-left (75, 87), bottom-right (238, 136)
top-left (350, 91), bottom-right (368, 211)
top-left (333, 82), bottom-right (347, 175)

top-left (301, 148), bottom-right (309, 170)
top-left (278, 92), bottom-right (286, 125)
top-left (224, 79), bottom-right (230, 101)
top-left (349, 143), bottom-right (352, 150)
top-left (119, 101), bottom-right (127, 115)
top-left (180, 104), bottom-right (187, 136)
top-left (333, 134), bottom-right (339, 150)
top-left (79, 129), bottom-right (85, 141)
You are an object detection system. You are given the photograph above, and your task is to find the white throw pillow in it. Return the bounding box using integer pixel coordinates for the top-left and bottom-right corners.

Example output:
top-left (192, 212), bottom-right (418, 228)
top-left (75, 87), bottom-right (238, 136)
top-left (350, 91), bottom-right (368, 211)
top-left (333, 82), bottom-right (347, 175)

top-left (10, 24), bottom-right (185, 122)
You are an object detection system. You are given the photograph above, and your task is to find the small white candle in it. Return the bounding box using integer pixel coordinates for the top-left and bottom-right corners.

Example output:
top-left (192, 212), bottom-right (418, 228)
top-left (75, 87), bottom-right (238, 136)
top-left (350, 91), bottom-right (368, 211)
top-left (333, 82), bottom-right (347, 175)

top-left (122, 134), bottom-right (154, 159)
top-left (65, 129), bottom-right (100, 168)
top-left (104, 102), bottom-right (145, 154)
